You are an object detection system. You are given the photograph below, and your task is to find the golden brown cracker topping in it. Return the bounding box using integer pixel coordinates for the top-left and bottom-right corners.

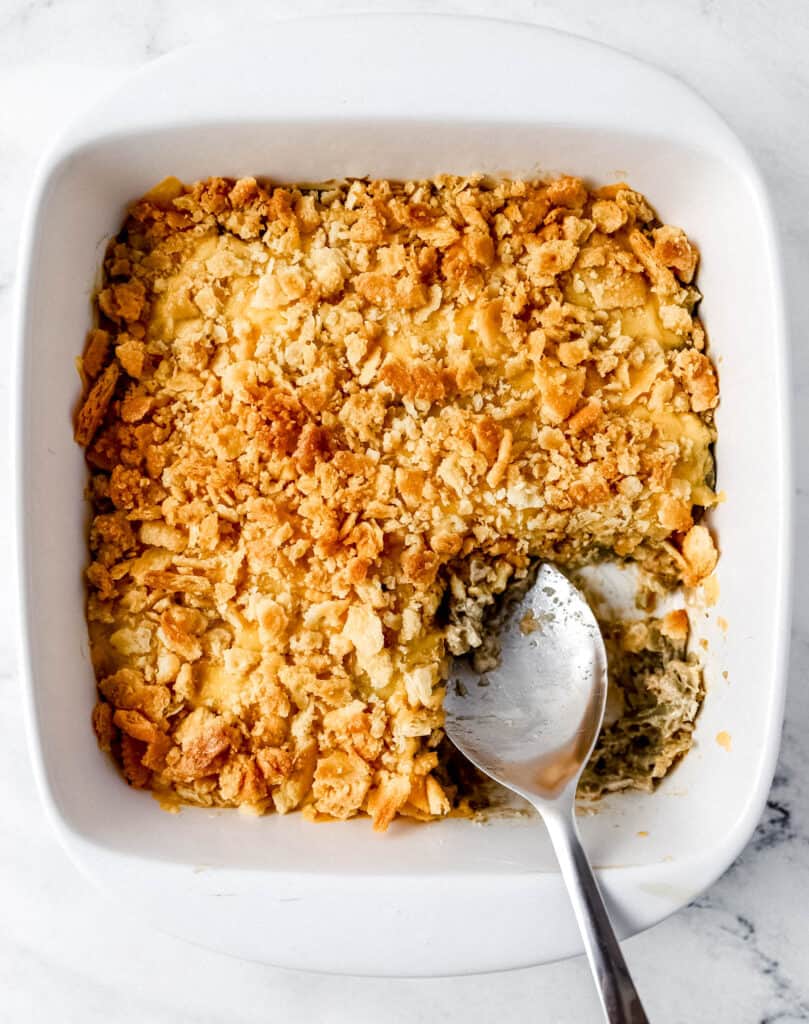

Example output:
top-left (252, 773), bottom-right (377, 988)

top-left (78, 173), bottom-right (718, 827)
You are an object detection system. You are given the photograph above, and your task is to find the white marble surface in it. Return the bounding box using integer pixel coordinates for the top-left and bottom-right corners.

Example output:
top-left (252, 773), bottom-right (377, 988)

top-left (1, 0), bottom-right (807, 1020)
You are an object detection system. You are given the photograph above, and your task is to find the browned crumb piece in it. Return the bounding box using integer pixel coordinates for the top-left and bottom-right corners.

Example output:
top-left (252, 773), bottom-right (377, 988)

top-left (164, 708), bottom-right (238, 783)
top-left (652, 225), bottom-right (699, 284)
top-left (91, 701), bottom-right (115, 752)
top-left (120, 732), bottom-right (150, 788)
top-left (78, 172), bottom-right (719, 828)
top-left (115, 339), bottom-right (146, 378)
top-left (74, 362), bottom-right (119, 446)
top-left (98, 280), bottom-right (146, 324)
top-left (82, 328), bottom-right (111, 379)
top-left (672, 524), bottom-right (719, 588)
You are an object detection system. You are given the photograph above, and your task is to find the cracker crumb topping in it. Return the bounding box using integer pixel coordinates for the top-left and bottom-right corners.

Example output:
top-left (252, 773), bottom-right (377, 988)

top-left (76, 173), bottom-right (718, 827)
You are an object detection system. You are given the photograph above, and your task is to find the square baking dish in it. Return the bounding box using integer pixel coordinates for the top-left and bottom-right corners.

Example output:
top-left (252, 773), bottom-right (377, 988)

top-left (14, 14), bottom-right (791, 975)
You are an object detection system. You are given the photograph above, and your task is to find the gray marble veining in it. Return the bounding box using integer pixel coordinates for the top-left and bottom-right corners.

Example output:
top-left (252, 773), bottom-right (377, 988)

top-left (1, 1), bottom-right (807, 1020)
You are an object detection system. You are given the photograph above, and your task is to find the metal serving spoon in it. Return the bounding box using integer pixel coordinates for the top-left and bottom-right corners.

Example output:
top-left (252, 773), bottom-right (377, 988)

top-left (444, 563), bottom-right (649, 1023)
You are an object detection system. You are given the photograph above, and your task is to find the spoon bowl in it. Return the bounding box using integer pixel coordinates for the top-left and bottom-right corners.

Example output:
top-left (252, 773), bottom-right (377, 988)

top-left (445, 563), bottom-right (608, 802)
top-left (444, 563), bottom-right (649, 1024)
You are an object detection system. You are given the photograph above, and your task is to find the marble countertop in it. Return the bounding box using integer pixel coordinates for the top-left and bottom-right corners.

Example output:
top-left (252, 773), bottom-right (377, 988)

top-left (1, 1), bottom-right (807, 1020)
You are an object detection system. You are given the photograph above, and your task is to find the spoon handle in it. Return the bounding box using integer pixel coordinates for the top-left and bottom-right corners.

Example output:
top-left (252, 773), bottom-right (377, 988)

top-left (543, 807), bottom-right (650, 1023)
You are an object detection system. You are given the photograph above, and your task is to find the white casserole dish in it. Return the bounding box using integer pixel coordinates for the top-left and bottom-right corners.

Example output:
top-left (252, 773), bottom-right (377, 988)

top-left (14, 14), bottom-right (791, 975)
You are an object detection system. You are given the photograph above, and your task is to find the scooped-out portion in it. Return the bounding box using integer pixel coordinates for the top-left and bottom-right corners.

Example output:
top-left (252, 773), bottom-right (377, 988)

top-left (75, 173), bottom-right (718, 830)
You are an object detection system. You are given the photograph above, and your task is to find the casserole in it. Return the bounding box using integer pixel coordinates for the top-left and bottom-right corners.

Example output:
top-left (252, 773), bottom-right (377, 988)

top-left (14, 14), bottom-right (791, 974)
